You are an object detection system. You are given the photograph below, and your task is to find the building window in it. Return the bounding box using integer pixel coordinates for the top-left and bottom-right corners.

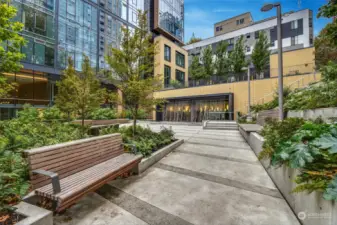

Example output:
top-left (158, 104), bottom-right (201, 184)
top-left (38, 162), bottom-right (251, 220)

top-left (164, 65), bottom-right (171, 88)
top-left (176, 51), bottom-right (185, 68)
top-left (228, 38), bottom-right (234, 45)
top-left (246, 46), bottom-right (251, 52)
top-left (176, 70), bottom-right (185, 86)
top-left (236, 18), bottom-right (244, 25)
top-left (310, 38), bottom-right (313, 45)
top-left (291, 20), bottom-right (298, 29)
top-left (246, 33), bottom-right (250, 39)
top-left (164, 45), bottom-right (171, 61)
top-left (216, 26), bottom-right (222, 32)
top-left (255, 31), bottom-right (259, 39)
top-left (291, 36), bottom-right (299, 46)
top-left (270, 41), bottom-right (275, 47)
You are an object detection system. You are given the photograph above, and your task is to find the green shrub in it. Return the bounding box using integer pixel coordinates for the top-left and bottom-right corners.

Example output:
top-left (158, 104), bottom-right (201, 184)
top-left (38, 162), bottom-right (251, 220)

top-left (101, 125), bottom-right (175, 157)
top-left (285, 81), bottom-right (337, 111)
top-left (88, 108), bottom-right (117, 120)
top-left (0, 105), bottom-right (86, 212)
top-left (42, 106), bottom-right (67, 121)
top-left (260, 117), bottom-right (337, 200)
top-left (124, 109), bottom-right (148, 120)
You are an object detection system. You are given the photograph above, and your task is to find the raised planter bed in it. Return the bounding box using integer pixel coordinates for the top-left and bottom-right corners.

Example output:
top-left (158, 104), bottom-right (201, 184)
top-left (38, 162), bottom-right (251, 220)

top-left (7, 202), bottom-right (53, 225)
top-left (73, 119), bottom-right (130, 126)
top-left (136, 139), bottom-right (184, 174)
top-left (239, 128), bottom-right (337, 225)
top-left (288, 107), bottom-right (337, 122)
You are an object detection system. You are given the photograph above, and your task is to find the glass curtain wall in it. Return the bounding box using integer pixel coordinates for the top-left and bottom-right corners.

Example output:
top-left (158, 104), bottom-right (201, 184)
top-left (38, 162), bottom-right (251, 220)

top-left (57, 0), bottom-right (98, 70)
top-left (158, 0), bottom-right (184, 42)
top-left (163, 97), bottom-right (232, 122)
top-left (13, 0), bottom-right (56, 67)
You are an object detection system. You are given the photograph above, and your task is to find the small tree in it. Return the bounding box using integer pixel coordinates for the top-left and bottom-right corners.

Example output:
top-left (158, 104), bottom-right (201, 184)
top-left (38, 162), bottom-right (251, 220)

top-left (251, 31), bottom-right (270, 76)
top-left (214, 41), bottom-right (230, 80)
top-left (76, 56), bottom-right (106, 131)
top-left (189, 55), bottom-right (204, 81)
top-left (105, 11), bottom-right (163, 136)
top-left (186, 33), bottom-right (202, 45)
top-left (317, 0), bottom-right (337, 46)
top-left (55, 57), bottom-right (78, 121)
top-left (314, 27), bottom-right (337, 69)
top-left (0, 0), bottom-right (25, 97)
top-left (201, 46), bottom-right (214, 81)
top-left (229, 36), bottom-right (247, 79)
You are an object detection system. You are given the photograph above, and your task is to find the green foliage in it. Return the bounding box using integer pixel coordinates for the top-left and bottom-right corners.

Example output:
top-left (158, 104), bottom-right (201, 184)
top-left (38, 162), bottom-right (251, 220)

top-left (105, 11), bottom-right (164, 136)
top-left (324, 176), bottom-right (337, 201)
top-left (101, 125), bottom-right (175, 157)
top-left (285, 81), bottom-right (337, 111)
top-left (43, 106), bottom-right (67, 121)
top-left (261, 118), bottom-right (337, 200)
top-left (317, 0), bottom-right (337, 46)
top-left (320, 61), bottom-right (337, 82)
top-left (56, 56), bottom-right (106, 132)
top-left (88, 108), bottom-right (117, 120)
top-left (0, 105), bottom-right (86, 213)
top-left (214, 41), bottom-right (230, 79)
top-left (189, 56), bottom-right (204, 81)
top-left (186, 33), bottom-right (202, 45)
top-left (252, 31), bottom-right (270, 75)
top-left (229, 36), bottom-right (247, 76)
top-left (251, 86), bottom-right (292, 113)
top-left (201, 46), bottom-right (214, 80)
top-left (170, 79), bottom-right (184, 89)
top-left (259, 118), bottom-right (305, 160)
top-left (124, 109), bottom-right (148, 120)
top-left (0, 0), bottom-right (25, 98)
top-left (55, 58), bottom-right (78, 120)
top-left (314, 27), bottom-right (337, 69)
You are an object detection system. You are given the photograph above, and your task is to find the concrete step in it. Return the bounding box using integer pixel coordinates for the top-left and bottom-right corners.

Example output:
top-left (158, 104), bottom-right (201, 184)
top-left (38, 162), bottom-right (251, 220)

top-left (204, 127), bottom-right (239, 130)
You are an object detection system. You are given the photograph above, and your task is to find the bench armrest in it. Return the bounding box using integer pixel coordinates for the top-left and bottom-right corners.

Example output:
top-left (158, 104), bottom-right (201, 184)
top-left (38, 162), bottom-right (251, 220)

top-left (32, 169), bottom-right (61, 194)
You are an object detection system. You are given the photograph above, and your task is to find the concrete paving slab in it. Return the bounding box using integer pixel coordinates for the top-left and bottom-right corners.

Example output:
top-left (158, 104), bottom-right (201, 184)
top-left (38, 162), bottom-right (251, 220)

top-left (175, 143), bottom-right (257, 162)
top-left (188, 137), bottom-right (251, 149)
top-left (54, 193), bottom-right (148, 225)
top-left (109, 168), bottom-right (300, 225)
top-left (192, 133), bottom-right (245, 141)
top-left (159, 151), bottom-right (276, 191)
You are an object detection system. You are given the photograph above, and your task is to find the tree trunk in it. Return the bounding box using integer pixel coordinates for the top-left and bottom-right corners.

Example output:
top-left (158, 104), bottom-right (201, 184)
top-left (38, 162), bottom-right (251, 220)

top-left (132, 106), bottom-right (138, 137)
top-left (67, 112), bottom-right (71, 122)
top-left (81, 111), bottom-right (85, 137)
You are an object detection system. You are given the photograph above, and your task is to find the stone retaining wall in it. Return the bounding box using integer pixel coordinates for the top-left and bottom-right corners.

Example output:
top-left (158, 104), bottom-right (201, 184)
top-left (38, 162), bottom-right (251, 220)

top-left (239, 127), bottom-right (337, 225)
top-left (288, 107), bottom-right (337, 122)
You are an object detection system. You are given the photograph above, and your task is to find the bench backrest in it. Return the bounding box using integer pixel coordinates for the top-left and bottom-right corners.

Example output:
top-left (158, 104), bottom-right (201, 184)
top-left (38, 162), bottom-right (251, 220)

top-left (24, 134), bottom-right (123, 189)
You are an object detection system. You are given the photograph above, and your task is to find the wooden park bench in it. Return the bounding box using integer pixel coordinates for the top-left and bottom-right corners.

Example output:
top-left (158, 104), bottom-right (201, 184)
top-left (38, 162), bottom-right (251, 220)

top-left (24, 134), bottom-right (142, 212)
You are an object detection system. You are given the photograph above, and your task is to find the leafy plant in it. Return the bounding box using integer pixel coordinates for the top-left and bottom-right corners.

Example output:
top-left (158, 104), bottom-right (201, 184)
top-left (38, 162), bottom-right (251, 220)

top-left (88, 108), bottom-right (117, 120)
top-left (105, 11), bottom-right (164, 137)
top-left (170, 80), bottom-right (184, 89)
top-left (101, 125), bottom-right (175, 157)
top-left (214, 41), bottom-right (230, 80)
top-left (186, 33), bottom-right (202, 45)
top-left (124, 109), bottom-right (148, 120)
top-left (251, 31), bottom-right (270, 75)
top-left (261, 118), bottom-right (337, 200)
top-left (229, 36), bottom-right (247, 77)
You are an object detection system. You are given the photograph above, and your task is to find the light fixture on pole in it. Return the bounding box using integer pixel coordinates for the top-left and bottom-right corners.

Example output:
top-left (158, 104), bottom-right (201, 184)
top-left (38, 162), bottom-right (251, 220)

top-left (261, 2), bottom-right (284, 120)
top-left (247, 62), bottom-right (253, 122)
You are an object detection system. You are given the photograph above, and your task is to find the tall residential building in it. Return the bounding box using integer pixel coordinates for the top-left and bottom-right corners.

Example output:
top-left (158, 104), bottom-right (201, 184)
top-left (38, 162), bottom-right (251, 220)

top-left (145, 0), bottom-right (188, 94)
top-left (1, 0), bottom-right (144, 119)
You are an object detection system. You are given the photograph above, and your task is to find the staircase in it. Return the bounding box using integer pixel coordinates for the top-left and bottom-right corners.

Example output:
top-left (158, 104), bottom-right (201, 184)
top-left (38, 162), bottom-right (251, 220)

top-left (203, 121), bottom-right (239, 130)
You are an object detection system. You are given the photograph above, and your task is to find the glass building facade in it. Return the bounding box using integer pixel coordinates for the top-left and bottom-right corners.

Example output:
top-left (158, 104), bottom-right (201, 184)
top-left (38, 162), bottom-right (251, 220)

top-left (158, 0), bottom-right (184, 42)
top-left (2, 0), bottom-right (144, 119)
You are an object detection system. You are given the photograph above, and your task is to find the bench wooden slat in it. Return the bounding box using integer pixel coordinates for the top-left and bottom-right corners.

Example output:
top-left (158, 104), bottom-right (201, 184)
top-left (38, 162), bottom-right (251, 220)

top-left (35, 154), bottom-right (141, 203)
top-left (25, 134), bottom-right (142, 212)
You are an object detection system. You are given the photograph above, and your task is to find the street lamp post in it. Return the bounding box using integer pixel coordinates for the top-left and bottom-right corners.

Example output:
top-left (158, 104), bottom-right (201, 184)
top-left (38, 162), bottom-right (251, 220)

top-left (261, 2), bottom-right (284, 120)
top-left (247, 63), bottom-right (253, 122)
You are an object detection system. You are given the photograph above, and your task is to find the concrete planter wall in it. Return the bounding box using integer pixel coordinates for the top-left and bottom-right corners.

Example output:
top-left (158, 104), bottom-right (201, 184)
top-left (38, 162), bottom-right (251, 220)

top-left (239, 127), bottom-right (337, 225)
top-left (288, 107), bottom-right (337, 122)
top-left (137, 139), bottom-right (184, 174)
top-left (15, 202), bottom-right (52, 225)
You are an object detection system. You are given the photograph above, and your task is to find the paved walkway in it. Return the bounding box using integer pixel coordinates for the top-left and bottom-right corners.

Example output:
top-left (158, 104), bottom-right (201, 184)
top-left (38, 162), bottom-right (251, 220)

top-left (55, 123), bottom-right (300, 225)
